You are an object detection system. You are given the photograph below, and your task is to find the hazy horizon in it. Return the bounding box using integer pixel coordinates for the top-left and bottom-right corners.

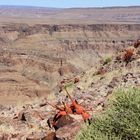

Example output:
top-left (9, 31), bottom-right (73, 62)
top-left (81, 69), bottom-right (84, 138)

top-left (0, 0), bottom-right (140, 8)
top-left (0, 4), bottom-right (140, 9)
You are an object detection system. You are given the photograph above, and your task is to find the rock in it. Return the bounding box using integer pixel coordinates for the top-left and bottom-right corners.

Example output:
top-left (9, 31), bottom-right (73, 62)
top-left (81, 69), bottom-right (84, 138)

top-left (2, 134), bottom-right (10, 140)
top-left (74, 77), bottom-right (80, 84)
top-left (95, 97), bottom-right (106, 107)
top-left (0, 133), bottom-right (4, 139)
top-left (26, 132), bottom-right (57, 140)
top-left (10, 133), bottom-right (23, 140)
top-left (42, 132), bottom-right (57, 140)
top-left (56, 122), bottom-right (81, 140)
top-left (108, 77), bottom-right (119, 89)
top-left (134, 39), bottom-right (140, 48)
top-left (69, 114), bottom-right (83, 122)
top-left (54, 115), bottom-right (74, 130)
top-left (97, 67), bottom-right (107, 75)
top-left (16, 109), bottom-right (45, 123)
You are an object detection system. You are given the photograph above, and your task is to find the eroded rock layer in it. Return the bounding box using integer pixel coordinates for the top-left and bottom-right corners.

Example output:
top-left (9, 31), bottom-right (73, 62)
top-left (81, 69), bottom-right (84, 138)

top-left (0, 23), bottom-right (140, 105)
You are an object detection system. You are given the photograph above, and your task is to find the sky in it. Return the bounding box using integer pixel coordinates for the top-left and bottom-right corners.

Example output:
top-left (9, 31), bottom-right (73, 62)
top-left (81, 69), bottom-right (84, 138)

top-left (0, 0), bottom-right (140, 8)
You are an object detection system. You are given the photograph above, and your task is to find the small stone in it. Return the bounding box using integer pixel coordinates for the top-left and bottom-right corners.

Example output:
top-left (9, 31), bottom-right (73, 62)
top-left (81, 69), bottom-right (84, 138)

top-left (42, 132), bottom-right (56, 140)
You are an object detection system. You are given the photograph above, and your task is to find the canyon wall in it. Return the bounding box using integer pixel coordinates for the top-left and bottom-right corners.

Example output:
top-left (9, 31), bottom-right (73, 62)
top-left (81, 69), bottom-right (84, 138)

top-left (0, 23), bottom-right (140, 105)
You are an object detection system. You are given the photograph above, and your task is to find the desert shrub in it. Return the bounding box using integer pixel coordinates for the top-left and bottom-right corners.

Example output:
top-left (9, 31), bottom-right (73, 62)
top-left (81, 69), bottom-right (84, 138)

top-left (65, 82), bottom-right (74, 88)
top-left (19, 24), bottom-right (29, 33)
top-left (76, 88), bottom-right (140, 140)
top-left (103, 57), bottom-right (112, 65)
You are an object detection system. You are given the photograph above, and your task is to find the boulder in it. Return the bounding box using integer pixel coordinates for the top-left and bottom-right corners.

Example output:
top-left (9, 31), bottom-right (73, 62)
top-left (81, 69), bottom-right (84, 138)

top-left (54, 115), bottom-right (74, 130)
top-left (56, 122), bottom-right (81, 140)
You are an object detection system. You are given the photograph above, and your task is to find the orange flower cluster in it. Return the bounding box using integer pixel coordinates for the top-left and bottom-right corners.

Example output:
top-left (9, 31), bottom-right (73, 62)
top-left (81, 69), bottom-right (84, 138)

top-left (47, 88), bottom-right (91, 130)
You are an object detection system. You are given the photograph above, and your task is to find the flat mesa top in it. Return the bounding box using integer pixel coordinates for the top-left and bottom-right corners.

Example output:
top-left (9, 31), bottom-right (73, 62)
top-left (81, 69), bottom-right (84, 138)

top-left (0, 6), bottom-right (140, 25)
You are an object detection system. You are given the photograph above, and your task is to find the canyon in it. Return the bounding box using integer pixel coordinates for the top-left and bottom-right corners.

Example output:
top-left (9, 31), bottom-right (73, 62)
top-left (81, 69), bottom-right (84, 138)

top-left (0, 6), bottom-right (140, 139)
top-left (0, 23), bottom-right (140, 105)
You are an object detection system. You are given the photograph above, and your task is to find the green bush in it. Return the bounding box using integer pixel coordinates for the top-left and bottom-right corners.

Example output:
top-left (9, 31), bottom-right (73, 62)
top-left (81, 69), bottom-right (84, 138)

top-left (76, 88), bottom-right (140, 140)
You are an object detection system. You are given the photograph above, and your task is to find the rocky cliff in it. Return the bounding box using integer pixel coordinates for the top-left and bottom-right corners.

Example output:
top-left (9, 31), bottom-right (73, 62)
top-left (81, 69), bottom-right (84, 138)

top-left (0, 23), bottom-right (140, 105)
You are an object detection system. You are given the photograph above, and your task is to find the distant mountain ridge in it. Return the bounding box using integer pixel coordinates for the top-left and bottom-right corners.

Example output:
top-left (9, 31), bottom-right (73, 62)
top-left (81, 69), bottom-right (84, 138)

top-left (0, 5), bottom-right (140, 24)
top-left (0, 5), bottom-right (61, 10)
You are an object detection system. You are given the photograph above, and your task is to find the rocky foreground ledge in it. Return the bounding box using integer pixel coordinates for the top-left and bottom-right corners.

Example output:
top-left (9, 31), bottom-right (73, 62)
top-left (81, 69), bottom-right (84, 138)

top-left (0, 47), bottom-right (140, 139)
